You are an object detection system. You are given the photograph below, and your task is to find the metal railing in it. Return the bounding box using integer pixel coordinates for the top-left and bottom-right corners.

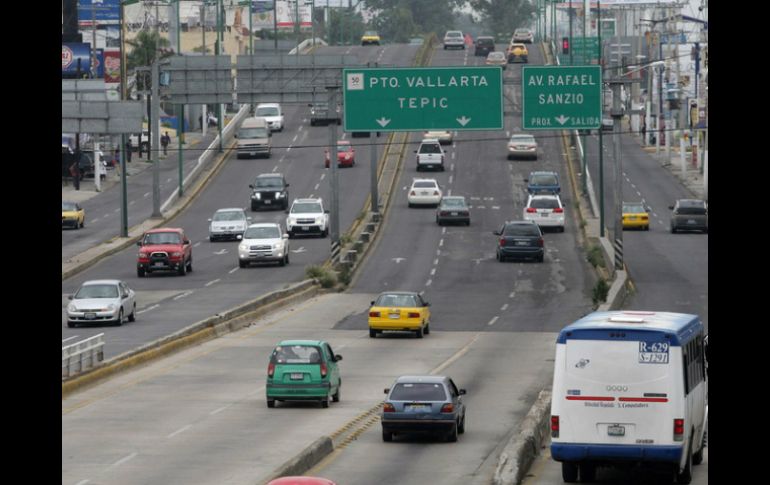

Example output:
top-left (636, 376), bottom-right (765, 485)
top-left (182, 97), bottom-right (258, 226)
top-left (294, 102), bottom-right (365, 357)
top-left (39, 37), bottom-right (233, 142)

top-left (62, 334), bottom-right (105, 378)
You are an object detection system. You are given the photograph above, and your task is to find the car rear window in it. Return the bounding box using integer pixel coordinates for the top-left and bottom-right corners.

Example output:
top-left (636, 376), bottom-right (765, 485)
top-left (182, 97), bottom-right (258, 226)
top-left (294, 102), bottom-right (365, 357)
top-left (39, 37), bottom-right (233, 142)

top-left (376, 294), bottom-right (419, 307)
top-left (530, 199), bottom-right (560, 209)
top-left (441, 198), bottom-right (466, 208)
top-left (413, 181), bottom-right (437, 189)
top-left (677, 206), bottom-right (707, 215)
top-left (511, 135), bottom-right (535, 143)
top-left (419, 143), bottom-right (441, 154)
top-left (504, 224), bottom-right (540, 236)
top-left (477, 38), bottom-right (494, 46)
top-left (531, 174), bottom-right (558, 185)
top-left (271, 345), bottom-right (323, 364)
top-left (390, 383), bottom-right (447, 401)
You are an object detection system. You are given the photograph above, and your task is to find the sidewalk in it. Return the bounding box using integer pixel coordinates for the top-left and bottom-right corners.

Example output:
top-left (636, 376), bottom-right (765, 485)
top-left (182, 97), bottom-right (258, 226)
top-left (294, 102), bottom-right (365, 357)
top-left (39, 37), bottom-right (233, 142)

top-left (62, 132), bottom-right (204, 203)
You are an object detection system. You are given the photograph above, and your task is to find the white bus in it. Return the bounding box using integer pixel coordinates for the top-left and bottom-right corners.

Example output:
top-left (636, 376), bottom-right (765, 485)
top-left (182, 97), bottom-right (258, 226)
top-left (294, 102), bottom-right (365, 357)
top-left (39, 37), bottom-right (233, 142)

top-left (550, 311), bottom-right (708, 483)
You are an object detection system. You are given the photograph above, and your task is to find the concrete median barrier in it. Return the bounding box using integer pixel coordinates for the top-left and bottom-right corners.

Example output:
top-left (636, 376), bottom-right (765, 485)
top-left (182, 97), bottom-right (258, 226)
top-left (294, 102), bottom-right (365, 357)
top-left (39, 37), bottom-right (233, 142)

top-left (258, 436), bottom-right (334, 484)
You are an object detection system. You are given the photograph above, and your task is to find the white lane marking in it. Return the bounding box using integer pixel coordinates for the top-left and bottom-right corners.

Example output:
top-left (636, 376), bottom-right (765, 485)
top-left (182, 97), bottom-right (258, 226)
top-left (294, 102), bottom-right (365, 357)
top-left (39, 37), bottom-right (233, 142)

top-left (287, 146), bottom-right (292, 152)
top-left (272, 165), bottom-right (279, 172)
top-left (448, 175), bottom-right (453, 184)
top-left (436, 249), bottom-right (441, 256)
top-left (166, 178), bottom-right (172, 183)
top-left (144, 192), bottom-right (150, 198)
top-left (442, 227), bottom-right (446, 234)
top-left (214, 249), bottom-right (228, 255)
top-left (292, 134), bottom-right (298, 143)
top-left (129, 200), bottom-right (136, 205)
top-left (487, 316), bottom-right (499, 326)
top-left (193, 242), bottom-right (201, 247)
top-left (501, 303), bottom-right (509, 311)
top-left (173, 291), bottom-right (194, 301)
top-left (451, 163), bottom-right (455, 171)
top-left (62, 336), bottom-right (79, 343)
top-left (447, 189), bottom-right (452, 196)
top-left (451, 152), bottom-right (456, 160)
top-left (110, 452), bottom-right (138, 469)
top-left (433, 258), bottom-right (439, 265)
top-left (114, 208), bottom-right (120, 213)
top-left (204, 279), bottom-right (220, 287)
top-left (210, 404), bottom-right (233, 416)
top-left (229, 267), bottom-right (239, 274)
top-left (75, 480), bottom-right (90, 485)
top-left (91, 217), bottom-right (100, 223)
top-left (167, 424), bottom-right (192, 439)
top-left (439, 239), bottom-right (444, 247)
top-left (102, 213), bottom-right (110, 218)
top-left (509, 292), bottom-right (516, 298)
top-left (426, 279), bottom-right (432, 286)
top-left (314, 183), bottom-right (320, 191)
top-left (320, 173), bottom-right (326, 180)
top-left (136, 304), bottom-right (160, 315)
top-left (430, 268), bottom-right (436, 276)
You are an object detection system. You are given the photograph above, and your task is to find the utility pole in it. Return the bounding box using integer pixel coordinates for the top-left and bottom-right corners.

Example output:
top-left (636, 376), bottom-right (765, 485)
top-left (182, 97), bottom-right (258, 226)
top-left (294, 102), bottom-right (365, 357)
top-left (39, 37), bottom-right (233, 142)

top-left (151, 57), bottom-right (162, 218)
top-left (611, 9), bottom-right (624, 272)
top-left (327, 86), bottom-right (340, 244)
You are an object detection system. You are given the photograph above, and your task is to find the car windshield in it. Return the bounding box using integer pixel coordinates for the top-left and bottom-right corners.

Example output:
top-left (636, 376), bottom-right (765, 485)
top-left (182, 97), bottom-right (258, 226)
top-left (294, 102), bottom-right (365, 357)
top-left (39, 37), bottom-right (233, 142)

top-left (511, 135), bottom-right (535, 143)
top-left (144, 232), bottom-right (181, 245)
top-left (376, 294), bottom-right (419, 307)
top-left (531, 199), bottom-right (560, 209)
top-left (337, 144), bottom-right (350, 152)
top-left (313, 103), bottom-right (328, 109)
top-left (213, 211), bottom-right (244, 221)
top-left (441, 198), bottom-right (466, 209)
top-left (291, 202), bottom-right (322, 213)
top-left (390, 383), bottom-right (447, 401)
top-left (504, 224), bottom-right (540, 236)
top-left (364, 31), bottom-right (378, 36)
top-left (413, 181), bottom-right (438, 189)
top-left (244, 226), bottom-right (281, 239)
top-left (271, 345), bottom-right (323, 364)
top-left (531, 174), bottom-right (558, 186)
top-left (624, 204), bottom-right (645, 213)
top-left (75, 284), bottom-right (118, 299)
top-left (239, 128), bottom-right (268, 138)
top-left (488, 52), bottom-right (505, 60)
top-left (419, 143), bottom-right (441, 154)
top-left (62, 202), bottom-right (78, 211)
top-left (256, 107), bottom-right (279, 116)
top-left (255, 177), bottom-right (282, 188)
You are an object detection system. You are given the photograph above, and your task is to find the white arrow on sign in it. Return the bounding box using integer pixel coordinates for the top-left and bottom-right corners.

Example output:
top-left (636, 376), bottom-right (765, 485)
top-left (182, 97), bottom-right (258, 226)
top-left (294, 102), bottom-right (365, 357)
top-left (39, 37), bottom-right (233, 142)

top-left (555, 115), bottom-right (570, 125)
top-left (291, 247), bottom-right (307, 254)
top-left (457, 116), bottom-right (471, 126)
top-left (376, 117), bottom-right (391, 127)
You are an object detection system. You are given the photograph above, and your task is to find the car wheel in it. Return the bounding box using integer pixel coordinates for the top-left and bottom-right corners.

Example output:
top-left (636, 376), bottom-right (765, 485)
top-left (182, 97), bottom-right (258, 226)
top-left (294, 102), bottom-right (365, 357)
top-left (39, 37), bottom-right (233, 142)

top-left (187, 258), bottom-right (192, 272)
top-left (67, 321), bottom-right (76, 328)
top-left (278, 256), bottom-right (286, 267)
top-left (321, 399), bottom-right (329, 409)
top-left (436, 218), bottom-right (442, 226)
top-left (382, 430), bottom-right (393, 442)
top-left (267, 399), bottom-right (275, 408)
top-left (458, 413), bottom-right (465, 434)
top-left (115, 309), bottom-right (124, 326)
top-left (80, 219), bottom-right (85, 228)
top-left (251, 202), bottom-right (258, 211)
top-left (369, 329), bottom-right (377, 338)
top-left (447, 423), bottom-right (458, 442)
top-left (424, 323), bottom-right (430, 335)
top-left (209, 236), bottom-right (215, 242)
top-left (408, 202), bottom-right (414, 208)
top-left (562, 462), bottom-right (579, 483)
top-left (537, 254), bottom-right (544, 263)
top-left (178, 261), bottom-right (187, 276)
top-left (287, 231), bottom-right (294, 239)
top-left (579, 464), bottom-right (596, 482)
top-left (415, 326), bottom-right (424, 339)
top-left (137, 267), bottom-right (145, 278)
top-left (676, 441), bottom-right (693, 484)
top-left (321, 228), bottom-right (328, 238)
top-left (128, 304), bottom-right (136, 322)
top-left (239, 260), bottom-right (248, 268)
top-left (693, 431), bottom-right (706, 465)
top-left (671, 226), bottom-right (677, 234)
top-left (332, 385), bottom-right (341, 403)
top-left (285, 253), bottom-right (290, 265)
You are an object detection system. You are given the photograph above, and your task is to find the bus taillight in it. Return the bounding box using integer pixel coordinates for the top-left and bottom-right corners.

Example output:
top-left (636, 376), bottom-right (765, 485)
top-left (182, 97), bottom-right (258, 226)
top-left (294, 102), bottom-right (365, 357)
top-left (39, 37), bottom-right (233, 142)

top-left (673, 418), bottom-right (684, 441)
top-left (551, 416), bottom-right (559, 438)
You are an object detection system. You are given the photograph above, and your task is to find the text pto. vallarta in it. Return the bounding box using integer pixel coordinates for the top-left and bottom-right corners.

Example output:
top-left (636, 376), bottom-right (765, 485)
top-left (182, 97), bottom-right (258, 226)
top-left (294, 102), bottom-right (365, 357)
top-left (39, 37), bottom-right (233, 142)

top-left (368, 75), bottom-right (491, 89)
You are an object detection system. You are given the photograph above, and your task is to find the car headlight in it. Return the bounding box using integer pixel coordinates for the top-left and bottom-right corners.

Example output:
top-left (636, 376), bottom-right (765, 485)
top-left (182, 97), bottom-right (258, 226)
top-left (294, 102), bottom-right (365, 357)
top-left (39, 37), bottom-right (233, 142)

top-left (171, 251), bottom-right (182, 257)
top-left (275, 192), bottom-right (282, 198)
top-left (139, 252), bottom-right (148, 258)
top-left (273, 242), bottom-right (282, 250)
top-left (106, 304), bottom-right (116, 311)
top-left (287, 218), bottom-right (296, 225)
top-left (67, 304), bottom-right (77, 313)
top-left (253, 193), bottom-right (261, 200)
top-left (239, 243), bottom-right (249, 251)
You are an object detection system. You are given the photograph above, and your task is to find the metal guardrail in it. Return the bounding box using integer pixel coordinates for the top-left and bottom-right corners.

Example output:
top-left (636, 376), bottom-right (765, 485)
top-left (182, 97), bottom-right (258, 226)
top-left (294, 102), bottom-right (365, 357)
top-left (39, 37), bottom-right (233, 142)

top-left (62, 334), bottom-right (105, 378)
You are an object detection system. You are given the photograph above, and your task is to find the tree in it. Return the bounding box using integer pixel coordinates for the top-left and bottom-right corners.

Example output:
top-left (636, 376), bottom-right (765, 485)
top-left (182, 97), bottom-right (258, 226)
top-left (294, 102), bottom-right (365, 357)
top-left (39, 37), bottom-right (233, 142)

top-left (469, 0), bottom-right (537, 38)
top-left (371, 7), bottom-right (418, 44)
top-left (365, 0), bottom-right (464, 36)
top-left (327, 9), bottom-right (366, 45)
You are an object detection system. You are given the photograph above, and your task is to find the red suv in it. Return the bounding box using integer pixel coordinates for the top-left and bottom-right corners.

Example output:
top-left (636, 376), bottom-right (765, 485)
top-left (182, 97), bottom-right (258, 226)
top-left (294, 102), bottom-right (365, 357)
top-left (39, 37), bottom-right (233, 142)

top-left (136, 228), bottom-right (193, 277)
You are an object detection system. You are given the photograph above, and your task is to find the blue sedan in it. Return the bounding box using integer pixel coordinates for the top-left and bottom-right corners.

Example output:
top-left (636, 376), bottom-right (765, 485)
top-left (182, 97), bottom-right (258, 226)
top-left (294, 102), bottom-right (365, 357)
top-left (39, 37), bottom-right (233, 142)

top-left (381, 375), bottom-right (467, 442)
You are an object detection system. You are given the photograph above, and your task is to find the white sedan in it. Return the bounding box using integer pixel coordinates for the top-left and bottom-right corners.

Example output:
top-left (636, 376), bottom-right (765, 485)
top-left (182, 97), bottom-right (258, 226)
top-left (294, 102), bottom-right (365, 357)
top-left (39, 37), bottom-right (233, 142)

top-left (408, 178), bottom-right (443, 207)
top-left (523, 194), bottom-right (565, 232)
top-left (66, 280), bottom-right (137, 327)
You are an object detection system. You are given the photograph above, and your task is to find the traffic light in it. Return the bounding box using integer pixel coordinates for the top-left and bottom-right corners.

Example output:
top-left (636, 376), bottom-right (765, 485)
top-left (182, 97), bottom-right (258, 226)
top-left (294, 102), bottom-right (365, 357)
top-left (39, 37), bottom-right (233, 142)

top-left (562, 37), bottom-right (570, 54)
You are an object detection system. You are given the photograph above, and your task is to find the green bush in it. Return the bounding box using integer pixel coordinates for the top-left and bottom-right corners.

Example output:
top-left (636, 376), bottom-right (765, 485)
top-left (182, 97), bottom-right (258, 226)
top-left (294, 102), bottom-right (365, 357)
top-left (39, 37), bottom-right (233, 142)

top-left (338, 265), bottom-right (352, 286)
top-left (305, 265), bottom-right (325, 279)
top-left (318, 272), bottom-right (337, 288)
top-left (592, 279), bottom-right (609, 306)
top-left (587, 245), bottom-right (605, 269)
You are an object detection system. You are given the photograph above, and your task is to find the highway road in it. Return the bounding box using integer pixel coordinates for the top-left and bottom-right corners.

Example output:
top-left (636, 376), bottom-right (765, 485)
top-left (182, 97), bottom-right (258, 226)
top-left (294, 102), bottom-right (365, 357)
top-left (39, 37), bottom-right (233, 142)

top-left (62, 42), bottom-right (424, 358)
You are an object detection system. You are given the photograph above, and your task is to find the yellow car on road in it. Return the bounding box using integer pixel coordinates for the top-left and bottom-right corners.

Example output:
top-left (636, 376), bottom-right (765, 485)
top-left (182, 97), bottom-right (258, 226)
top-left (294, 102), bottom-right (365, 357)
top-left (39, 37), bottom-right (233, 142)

top-left (62, 201), bottom-right (85, 229)
top-left (361, 31), bottom-right (381, 46)
top-left (368, 291), bottom-right (431, 339)
top-left (507, 42), bottom-right (528, 63)
top-left (622, 202), bottom-right (650, 230)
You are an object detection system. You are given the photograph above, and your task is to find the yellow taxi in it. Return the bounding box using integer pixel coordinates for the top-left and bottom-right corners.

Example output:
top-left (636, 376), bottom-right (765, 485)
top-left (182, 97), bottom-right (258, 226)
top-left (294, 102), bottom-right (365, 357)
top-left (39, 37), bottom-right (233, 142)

top-left (368, 291), bottom-right (431, 339)
top-left (622, 202), bottom-right (650, 230)
top-left (507, 42), bottom-right (528, 63)
top-left (62, 201), bottom-right (85, 230)
top-left (361, 31), bottom-right (381, 46)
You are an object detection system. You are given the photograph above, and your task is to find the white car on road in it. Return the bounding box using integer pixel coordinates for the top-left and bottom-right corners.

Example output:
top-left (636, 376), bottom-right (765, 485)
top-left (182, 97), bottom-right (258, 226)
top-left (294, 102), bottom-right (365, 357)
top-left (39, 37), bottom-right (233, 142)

top-left (66, 280), bottom-right (136, 327)
top-left (286, 198), bottom-right (329, 238)
top-left (523, 194), bottom-right (565, 232)
top-left (238, 223), bottom-right (290, 267)
top-left (408, 178), bottom-right (443, 207)
top-left (208, 208), bottom-right (251, 242)
top-left (415, 138), bottom-right (446, 171)
top-left (255, 103), bottom-right (284, 132)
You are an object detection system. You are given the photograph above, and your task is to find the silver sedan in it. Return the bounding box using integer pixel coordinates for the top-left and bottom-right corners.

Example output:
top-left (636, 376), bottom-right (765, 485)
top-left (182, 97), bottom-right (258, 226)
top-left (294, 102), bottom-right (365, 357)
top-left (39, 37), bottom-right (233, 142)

top-left (209, 208), bottom-right (251, 242)
top-left (66, 280), bottom-right (136, 327)
top-left (507, 134), bottom-right (538, 160)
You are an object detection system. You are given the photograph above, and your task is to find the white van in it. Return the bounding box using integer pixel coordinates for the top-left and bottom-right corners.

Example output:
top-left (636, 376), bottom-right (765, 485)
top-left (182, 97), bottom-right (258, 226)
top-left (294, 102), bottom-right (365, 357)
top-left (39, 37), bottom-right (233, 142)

top-left (235, 117), bottom-right (271, 158)
top-left (255, 103), bottom-right (284, 132)
top-left (550, 311), bottom-right (707, 483)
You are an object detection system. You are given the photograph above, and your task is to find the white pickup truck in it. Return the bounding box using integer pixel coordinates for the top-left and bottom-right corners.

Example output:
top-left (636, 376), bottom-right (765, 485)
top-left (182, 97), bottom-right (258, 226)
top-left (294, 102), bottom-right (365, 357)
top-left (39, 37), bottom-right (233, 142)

top-left (414, 138), bottom-right (446, 171)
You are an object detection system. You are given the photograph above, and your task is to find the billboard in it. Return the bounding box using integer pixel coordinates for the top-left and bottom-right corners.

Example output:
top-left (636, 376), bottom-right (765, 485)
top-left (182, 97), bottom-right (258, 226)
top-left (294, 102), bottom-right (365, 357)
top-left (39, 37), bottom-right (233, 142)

top-left (78, 0), bottom-right (121, 25)
top-left (103, 50), bottom-right (121, 84)
top-left (62, 43), bottom-right (92, 77)
top-left (276, 0), bottom-right (311, 29)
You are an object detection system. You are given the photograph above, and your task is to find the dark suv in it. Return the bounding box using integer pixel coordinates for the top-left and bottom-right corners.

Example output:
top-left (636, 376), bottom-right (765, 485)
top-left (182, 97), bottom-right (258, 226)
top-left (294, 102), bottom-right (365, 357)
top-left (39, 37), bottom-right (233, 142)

top-left (493, 221), bottom-right (545, 262)
top-left (249, 173), bottom-right (290, 211)
top-left (669, 199), bottom-right (708, 233)
top-left (474, 36), bottom-right (495, 56)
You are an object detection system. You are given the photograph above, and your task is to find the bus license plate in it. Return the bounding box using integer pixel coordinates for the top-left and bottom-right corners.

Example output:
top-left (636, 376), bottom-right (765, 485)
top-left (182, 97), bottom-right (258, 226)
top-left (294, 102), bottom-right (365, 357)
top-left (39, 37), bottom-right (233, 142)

top-left (607, 425), bottom-right (625, 436)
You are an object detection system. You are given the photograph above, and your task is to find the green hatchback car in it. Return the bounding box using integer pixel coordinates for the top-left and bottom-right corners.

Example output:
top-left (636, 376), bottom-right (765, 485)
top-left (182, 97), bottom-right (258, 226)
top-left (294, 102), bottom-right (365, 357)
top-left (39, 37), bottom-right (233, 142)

top-left (266, 340), bottom-right (343, 408)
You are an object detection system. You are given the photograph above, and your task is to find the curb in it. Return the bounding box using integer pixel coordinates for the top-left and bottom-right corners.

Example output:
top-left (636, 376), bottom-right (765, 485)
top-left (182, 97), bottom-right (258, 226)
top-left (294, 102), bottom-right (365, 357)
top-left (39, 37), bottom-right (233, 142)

top-left (493, 389), bottom-right (553, 485)
top-left (258, 436), bottom-right (334, 484)
top-left (62, 279), bottom-right (320, 398)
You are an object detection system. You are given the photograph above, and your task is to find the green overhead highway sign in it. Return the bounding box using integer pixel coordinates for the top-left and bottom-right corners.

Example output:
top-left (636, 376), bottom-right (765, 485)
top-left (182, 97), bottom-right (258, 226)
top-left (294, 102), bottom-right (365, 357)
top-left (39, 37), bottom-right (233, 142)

top-left (342, 67), bottom-right (503, 132)
top-left (521, 66), bottom-right (602, 130)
